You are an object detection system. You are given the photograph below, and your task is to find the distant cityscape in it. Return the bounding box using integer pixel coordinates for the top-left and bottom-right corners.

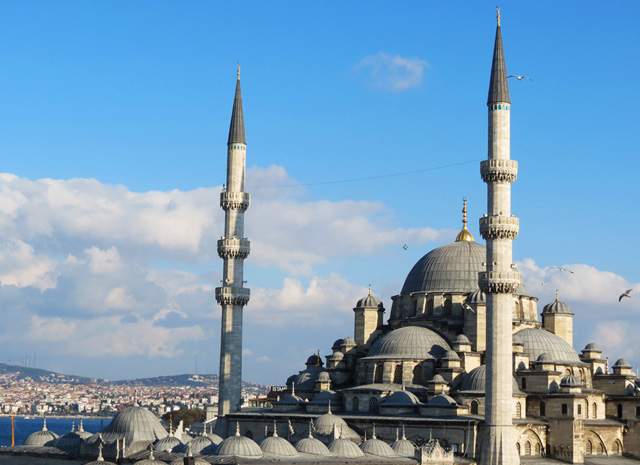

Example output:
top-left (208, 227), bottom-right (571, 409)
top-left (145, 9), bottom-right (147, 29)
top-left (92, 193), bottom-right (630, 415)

top-left (0, 363), bottom-right (270, 417)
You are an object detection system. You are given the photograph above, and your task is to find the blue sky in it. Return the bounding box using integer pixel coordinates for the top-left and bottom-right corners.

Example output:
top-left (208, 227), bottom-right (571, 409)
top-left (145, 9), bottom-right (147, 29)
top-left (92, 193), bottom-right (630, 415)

top-left (0, 1), bottom-right (638, 385)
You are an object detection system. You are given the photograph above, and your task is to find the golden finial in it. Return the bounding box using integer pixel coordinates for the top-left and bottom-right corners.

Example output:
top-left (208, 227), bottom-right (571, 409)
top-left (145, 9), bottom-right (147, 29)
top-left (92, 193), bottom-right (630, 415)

top-left (368, 284), bottom-right (372, 297)
top-left (237, 63), bottom-right (241, 80)
top-left (455, 197), bottom-right (475, 242)
top-left (555, 289), bottom-right (559, 302)
top-left (496, 7), bottom-right (501, 26)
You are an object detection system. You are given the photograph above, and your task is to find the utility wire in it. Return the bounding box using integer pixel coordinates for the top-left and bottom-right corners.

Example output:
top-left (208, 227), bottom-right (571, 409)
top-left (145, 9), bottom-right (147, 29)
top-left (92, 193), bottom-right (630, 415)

top-left (247, 158), bottom-right (482, 189)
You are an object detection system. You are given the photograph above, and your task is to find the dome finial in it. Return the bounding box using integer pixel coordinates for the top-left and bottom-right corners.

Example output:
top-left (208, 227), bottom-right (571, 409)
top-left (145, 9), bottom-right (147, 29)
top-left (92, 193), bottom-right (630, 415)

top-left (236, 422), bottom-right (241, 437)
top-left (496, 7), bottom-right (501, 26)
top-left (237, 62), bottom-right (241, 80)
top-left (291, 381), bottom-right (295, 396)
top-left (555, 289), bottom-right (559, 302)
top-left (42, 416), bottom-right (48, 431)
top-left (316, 349), bottom-right (322, 366)
top-left (273, 420), bottom-right (278, 437)
top-left (327, 400), bottom-right (332, 415)
top-left (368, 284), bottom-right (372, 296)
top-left (455, 197), bottom-right (475, 242)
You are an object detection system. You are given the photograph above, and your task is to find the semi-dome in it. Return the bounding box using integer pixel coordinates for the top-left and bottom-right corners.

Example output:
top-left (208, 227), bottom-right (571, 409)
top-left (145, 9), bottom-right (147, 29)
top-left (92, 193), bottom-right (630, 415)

top-left (98, 406), bottom-right (168, 445)
top-left (401, 241), bottom-right (529, 296)
top-left (216, 428), bottom-right (262, 458)
top-left (310, 390), bottom-right (339, 404)
top-left (537, 353), bottom-right (554, 363)
top-left (329, 438), bottom-right (365, 457)
top-left (259, 433), bottom-right (298, 456)
top-left (427, 394), bottom-right (457, 407)
top-left (382, 390), bottom-right (421, 406)
top-left (295, 435), bottom-right (331, 456)
top-left (458, 364), bottom-right (520, 393)
top-left (23, 419), bottom-right (59, 446)
top-left (366, 326), bottom-right (450, 360)
top-left (513, 328), bottom-right (581, 364)
top-left (561, 374), bottom-right (582, 387)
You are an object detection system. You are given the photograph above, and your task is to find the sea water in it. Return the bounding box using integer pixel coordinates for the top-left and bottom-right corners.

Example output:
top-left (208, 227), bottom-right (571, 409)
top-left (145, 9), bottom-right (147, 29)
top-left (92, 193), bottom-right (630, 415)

top-left (0, 416), bottom-right (109, 447)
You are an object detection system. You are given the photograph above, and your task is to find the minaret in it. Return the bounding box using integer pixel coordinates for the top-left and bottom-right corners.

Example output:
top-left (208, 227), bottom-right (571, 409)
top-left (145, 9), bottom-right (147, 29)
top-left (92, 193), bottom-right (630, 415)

top-left (216, 65), bottom-right (251, 427)
top-left (478, 10), bottom-right (521, 465)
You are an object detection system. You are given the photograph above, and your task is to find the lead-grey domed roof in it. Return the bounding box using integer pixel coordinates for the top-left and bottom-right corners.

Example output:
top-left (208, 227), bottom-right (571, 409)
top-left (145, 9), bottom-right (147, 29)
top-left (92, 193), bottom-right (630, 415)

top-left (584, 343), bottom-right (601, 351)
top-left (513, 329), bottom-right (581, 364)
top-left (154, 435), bottom-right (182, 452)
top-left (366, 326), bottom-right (450, 360)
top-left (259, 434), bottom-right (298, 456)
top-left (23, 421), bottom-right (59, 446)
top-left (356, 293), bottom-right (383, 309)
top-left (381, 390), bottom-right (421, 406)
top-left (169, 456), bottom-right (209, 465)
top-left (442, 350), bottom-right (460, 361)
top-left (561, 375), bottom-right (582, 387)
top-left (543, 300), bottom-right (572, 314)
top-left (310, 390), bottom-right (339, 404)
top-left (427, 394), bottom-right (457, 407)
top-left (466, 290), bottom-right (486, 304)
top-left (217, 432), bottom-right (262, 458)
top-left (401, 241), bottom-right (528, 296)
top-left (390, 437), bottom-right (415, 457)
top-left (453, 334), bottom-right (471, 344)
top-left (329, 438), bottom-right (365, 457)
top-left (614, 358), bottom-right (632, 368)
top-left (98, 406), bottom-right (168, 445)
top-left (360, 437), bottom-right (396, 457)
top-left (458, 365), bottom-right (520, 393)
top-left (295, 436), bottom-right (331, 456)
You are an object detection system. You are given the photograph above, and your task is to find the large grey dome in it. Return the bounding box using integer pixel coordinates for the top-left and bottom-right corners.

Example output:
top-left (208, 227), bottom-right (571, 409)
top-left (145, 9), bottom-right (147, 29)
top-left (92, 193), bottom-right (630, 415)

top-left (366, 326), bottom-right (450, 360)
top-left (401, 241), bottom-right (528, 296)
top-left (98, 406), bottom-right (168, 446)
top-left (513, 329), bottom-right (581, 364)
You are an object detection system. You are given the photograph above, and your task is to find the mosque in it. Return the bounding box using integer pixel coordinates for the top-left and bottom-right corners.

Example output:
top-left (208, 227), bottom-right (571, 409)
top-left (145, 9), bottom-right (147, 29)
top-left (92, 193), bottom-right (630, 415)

top-left (2, 12), bottom-right (640, 465)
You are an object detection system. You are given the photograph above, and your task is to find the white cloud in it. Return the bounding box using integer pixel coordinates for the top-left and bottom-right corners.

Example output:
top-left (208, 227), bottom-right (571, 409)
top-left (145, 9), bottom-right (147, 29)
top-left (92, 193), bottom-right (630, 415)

top-left (354, 53), bottom-right (429, 92)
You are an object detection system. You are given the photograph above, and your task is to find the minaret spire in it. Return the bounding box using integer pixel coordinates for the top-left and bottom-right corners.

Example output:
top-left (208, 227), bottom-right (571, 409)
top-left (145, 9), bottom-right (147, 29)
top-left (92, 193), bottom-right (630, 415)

top-left (216, 66), bottom-right (251, 434)
top-left (479, 11), bottom-right (520, 465)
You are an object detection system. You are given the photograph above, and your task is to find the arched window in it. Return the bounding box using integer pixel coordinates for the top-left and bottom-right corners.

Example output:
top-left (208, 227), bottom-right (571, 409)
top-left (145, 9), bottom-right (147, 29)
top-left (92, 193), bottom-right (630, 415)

top-left (427, 300), bottom-right (434, 315)
top-left (470, 401), bottom-right (479, 415)
top-left (597, 442), bottom-right (604, 454)
top-left (352, 397), bottom-right (359, 412)
top-left (521, 377), bottom-right (527, 390)
top-left (585, 402), bottom-right (589, 419)
top-left (515, 402), bottom-right (522, 419)
top-left (617, 403), bottom-right (623, 419)
top-left (535, 443), bottom-right (541, 455)
top-left (593, 402), bottom-right (598, 418)
top-left (540, 401), bottom-right (546, 416)
top-left (578, 404), bottom-right (582, 415)
top-left (444, 297), bottom-right (452, 315)
top-left (586, 440), bottom-right (593, 455)
top-left (369, 397), bottom-right (378, 413)
top-left (516, 443), bottom-right (521, 456)
top-left (375, 363), bottom-right (383, 383)
top-left (412, 365), bottom-right (423, 384)
top-left (525, 441), bottom-right (531, 455)
top-left (393, 365), bottom-right (403, 384)
top-left (613, 440), bottom-right (621, 455)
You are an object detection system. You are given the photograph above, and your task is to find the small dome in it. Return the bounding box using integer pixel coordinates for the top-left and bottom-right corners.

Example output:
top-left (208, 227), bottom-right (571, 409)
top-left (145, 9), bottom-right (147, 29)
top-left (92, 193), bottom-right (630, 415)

top-left (331, 351), bottom-right (345, 360)
top-left (329, 438), bottom-right (365, 457)
top-left (217, 430), bottom-right (262, 458)
top-left (286, 374), bottom-right (297, 385)
top-left (614, 358), bottom-right (632, 368)
top-left (184, 435), bottom-right (216, 454)
top-left (466, 290), bottom-right (486, 304)
top-left (367, 326), bottom-right (450, 360)
top-left (306, 354), bottom-right (323, 367)
top-left (441, 350), bottom-right (460, 361)
top-left (430, 374), bottom-right (447, 384)
top-left (390, 433), bottom-right (415, 458)
top-left (295, 436), bottom-right (331, 456)
top-left (560, 375), bottom-right (582, 387)
top-left (356, 290), bottom-right (383, 309)
top-left (318, 371), bottom-right (331, 382)
top-left (259, 433), bottom-right (298, 456)
top-left (453, 334), bottom-right (471, 344)
top-left (310, 390), bottom-right (339, 405)
top-left (360, 437), bottom-right (396, 457)
top-left (382, 390), bottom-right (421, 406)
top-left (543, 299), bottom-right (572, 314)
top-left (53, 430), bottom-right (83, 452)
top-left (23, 420), bottom-right (59, 446)
top-left (169, 456), bottom-right (209, 465)
top-left (342, 337), bottom-right (357, 347)
top-left (332, 339), bottom-right (345, 351)
top-left (279, 393), bottom-right (304, 404)
top-left (427, 394), bottom-right (457, 407)
top-left (584, 343), bottom-right (601, 351)
top-left (85, 460), bottom-right (117, 465)
top-left (313, 411), bottom-right (348, 435)
top-left (133, 449), bottom-right (167, 465)
top-left (459, 365), bottom-right (519, 393)
top-left (154, 435), bottom-right (182, 452)
top-left (513, 328), bottom-right (581, 364)
top-left (537, 352), bottom-right (554, 363)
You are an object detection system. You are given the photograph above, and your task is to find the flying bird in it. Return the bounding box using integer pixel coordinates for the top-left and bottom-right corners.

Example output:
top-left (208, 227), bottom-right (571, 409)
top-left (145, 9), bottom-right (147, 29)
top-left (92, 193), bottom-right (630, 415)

top-left (508, 75), bottom-right (533, 81)
top-left (619, 289), bottom-right (633, 302)
top-left (463, 303), bottom-right (476, 314)
top-left (402, 244), bottom-right (408, 250)
top-left (547, 266), bottom-right (574, 274)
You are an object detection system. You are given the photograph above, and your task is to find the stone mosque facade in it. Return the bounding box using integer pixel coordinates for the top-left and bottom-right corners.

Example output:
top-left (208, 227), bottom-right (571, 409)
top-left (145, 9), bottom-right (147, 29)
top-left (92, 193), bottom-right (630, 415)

top-left (4, 13), bottom-right (640, 465)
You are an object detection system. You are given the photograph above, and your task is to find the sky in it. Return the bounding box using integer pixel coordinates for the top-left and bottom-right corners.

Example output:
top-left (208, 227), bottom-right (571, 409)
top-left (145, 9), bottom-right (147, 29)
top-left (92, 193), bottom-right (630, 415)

top-left (0, 1), bottom-right (638, 386)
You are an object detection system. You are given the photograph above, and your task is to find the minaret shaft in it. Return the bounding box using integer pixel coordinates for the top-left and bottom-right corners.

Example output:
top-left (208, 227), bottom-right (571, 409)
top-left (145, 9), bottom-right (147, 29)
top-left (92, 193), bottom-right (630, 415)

top-left (479, 14), bottom-right (520, 465)
top-left (216, 71), bottom-right (250, 428)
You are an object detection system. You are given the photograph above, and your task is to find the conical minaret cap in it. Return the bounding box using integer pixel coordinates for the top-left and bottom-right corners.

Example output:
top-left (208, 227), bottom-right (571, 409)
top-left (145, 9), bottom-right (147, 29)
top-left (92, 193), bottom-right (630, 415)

top-left (228, 64), bottom-right (246, 145)
top-left (487, 9), bottom-right (510, 105)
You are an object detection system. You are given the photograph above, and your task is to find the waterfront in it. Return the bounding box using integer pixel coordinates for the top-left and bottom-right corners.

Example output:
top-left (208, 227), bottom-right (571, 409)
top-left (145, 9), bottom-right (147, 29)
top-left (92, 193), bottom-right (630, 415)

top-left (0, 416), bottom-right (109, 447)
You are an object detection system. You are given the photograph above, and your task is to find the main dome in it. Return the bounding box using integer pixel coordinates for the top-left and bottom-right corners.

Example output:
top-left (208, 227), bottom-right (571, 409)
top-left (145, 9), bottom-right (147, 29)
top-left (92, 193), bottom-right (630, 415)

top-left (401, 241), bottom-right (528, 296)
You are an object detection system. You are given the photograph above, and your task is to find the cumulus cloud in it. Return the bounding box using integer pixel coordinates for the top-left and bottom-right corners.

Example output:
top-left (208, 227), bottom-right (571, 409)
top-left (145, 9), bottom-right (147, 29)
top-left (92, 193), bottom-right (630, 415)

top-left (354, 53), bottom-right (429, 92)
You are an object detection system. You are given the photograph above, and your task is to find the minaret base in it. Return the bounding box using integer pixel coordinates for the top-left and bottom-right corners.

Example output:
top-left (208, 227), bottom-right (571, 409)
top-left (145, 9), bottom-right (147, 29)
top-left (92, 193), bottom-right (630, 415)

top-left (480, 425), bottom-right (520, 465)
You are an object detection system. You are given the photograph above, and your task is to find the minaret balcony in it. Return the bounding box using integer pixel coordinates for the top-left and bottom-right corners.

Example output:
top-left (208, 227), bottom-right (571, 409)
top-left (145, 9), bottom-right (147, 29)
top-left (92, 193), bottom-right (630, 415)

top-left (217, 238), bottom-right (251, 259)
top-left (220, 192), bottom-right (251, 211)
top-left (480, 159), bottom-right (518, 183)
top-left (479, 215), bottom-right (519, 241)
top-left (215, 286), bottom-right (250, 306)
top-left (478, 271), bottom-right (521, 294)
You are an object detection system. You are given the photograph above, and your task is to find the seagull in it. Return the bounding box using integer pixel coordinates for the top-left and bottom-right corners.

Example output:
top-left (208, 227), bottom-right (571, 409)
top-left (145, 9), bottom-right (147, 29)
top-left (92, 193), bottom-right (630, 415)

top-left (463, 303), bottom-right (476, 314)
top-left (508, 75), bottom-right (533, 81)
top-left (402, 244), bottom-right (408, 250)
top-left (540, 281), bottom-right (546, 286)
top-left (619, 289), bottom-right (633, 302)
top-left (547, 266), bottom-right (574, 274)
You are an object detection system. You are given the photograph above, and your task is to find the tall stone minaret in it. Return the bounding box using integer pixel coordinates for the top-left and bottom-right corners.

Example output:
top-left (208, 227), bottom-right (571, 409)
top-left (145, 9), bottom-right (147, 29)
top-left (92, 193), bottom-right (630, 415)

top-left (478, 10), bottom-right (521, 465)
top-left (216, 65), bottom-right (251, 428)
